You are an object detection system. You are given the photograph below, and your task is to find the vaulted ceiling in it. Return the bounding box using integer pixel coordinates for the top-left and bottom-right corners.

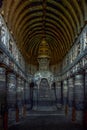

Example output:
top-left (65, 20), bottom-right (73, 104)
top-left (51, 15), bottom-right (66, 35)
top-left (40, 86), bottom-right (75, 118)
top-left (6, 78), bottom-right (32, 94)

top-left (0, 0), bottom-right (87, 65)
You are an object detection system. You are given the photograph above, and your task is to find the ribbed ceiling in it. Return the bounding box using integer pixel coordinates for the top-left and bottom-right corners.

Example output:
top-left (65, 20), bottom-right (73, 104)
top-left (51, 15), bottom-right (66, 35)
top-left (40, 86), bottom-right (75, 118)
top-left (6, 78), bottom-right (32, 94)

top-left (1, 0), bottom-right (87, 65)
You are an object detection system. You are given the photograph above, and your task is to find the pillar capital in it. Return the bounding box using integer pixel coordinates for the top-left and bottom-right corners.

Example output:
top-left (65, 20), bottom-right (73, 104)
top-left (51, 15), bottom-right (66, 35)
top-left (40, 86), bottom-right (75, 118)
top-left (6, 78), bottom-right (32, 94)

top-left (6, 67), bottom-right (16, 75)
top-left (75, 68), bottom-right (85, 76)
top-left (0, 62), bottom-right (8, 69)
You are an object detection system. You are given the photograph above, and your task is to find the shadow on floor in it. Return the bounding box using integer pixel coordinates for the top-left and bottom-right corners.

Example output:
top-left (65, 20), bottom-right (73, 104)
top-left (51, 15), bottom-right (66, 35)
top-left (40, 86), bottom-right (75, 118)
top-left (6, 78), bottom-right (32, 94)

top-left (8, 114), bottom-right (84, 130)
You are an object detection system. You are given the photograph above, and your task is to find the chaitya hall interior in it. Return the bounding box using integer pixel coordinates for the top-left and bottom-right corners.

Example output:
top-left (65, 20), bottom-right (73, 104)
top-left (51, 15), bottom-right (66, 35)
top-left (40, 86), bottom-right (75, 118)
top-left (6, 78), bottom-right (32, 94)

top-left (0, 0), bottom-right (87, 130)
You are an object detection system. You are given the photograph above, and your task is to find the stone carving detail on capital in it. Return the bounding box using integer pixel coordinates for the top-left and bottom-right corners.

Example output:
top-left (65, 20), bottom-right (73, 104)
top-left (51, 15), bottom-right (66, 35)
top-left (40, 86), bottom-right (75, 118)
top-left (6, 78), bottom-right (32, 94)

top-left (0, 52), bottom-right (9, 65)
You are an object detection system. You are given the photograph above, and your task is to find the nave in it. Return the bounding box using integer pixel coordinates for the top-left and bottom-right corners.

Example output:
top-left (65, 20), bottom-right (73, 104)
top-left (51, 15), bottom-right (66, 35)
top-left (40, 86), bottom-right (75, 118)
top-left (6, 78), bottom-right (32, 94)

top-left (8, 110), bottom-right (84, 130)
top-left (0, 1), bottom-right (87, 130)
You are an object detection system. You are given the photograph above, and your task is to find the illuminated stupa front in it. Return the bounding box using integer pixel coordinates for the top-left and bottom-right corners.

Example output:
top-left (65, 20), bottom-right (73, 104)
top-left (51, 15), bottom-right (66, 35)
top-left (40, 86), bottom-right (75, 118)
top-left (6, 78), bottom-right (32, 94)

top-left (38, 38), bottom-right (50, 70)
top-left (33, 39), bottom-right (56, 111)
top-left (34, 38), bottom-right (54, 86)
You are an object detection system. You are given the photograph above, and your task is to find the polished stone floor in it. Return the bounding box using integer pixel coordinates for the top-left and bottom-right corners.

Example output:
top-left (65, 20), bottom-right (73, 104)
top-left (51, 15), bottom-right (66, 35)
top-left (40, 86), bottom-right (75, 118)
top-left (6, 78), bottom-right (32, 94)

top-left (8, 110), bottom-right (84, 130)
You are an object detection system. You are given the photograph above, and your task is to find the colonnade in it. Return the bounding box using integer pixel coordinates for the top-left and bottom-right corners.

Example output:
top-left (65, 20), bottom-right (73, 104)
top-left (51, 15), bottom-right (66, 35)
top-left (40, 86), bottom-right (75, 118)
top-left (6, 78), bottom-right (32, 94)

top-left (0, 65), bottom-right (30, 130)
top-left (55, 67), bottom-right (87, 127)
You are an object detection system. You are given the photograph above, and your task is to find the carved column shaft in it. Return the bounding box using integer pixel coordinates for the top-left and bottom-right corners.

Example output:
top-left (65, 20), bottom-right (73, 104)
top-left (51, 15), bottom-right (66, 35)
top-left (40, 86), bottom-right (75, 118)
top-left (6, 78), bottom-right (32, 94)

top-left (63, 80), bottom-right (68, 106)
top-left (68, 77), bottom-right (74, 118)
top-left (74, 73), bottom-right (84, 123)
top-left (6, 72), bottom-right (16, 123)
top-left (84, 69), bottom-right (87, 127)
top-left (0, 67), bottom-right (7, 129)
top-left (56, 81), bottom-right (62, 108)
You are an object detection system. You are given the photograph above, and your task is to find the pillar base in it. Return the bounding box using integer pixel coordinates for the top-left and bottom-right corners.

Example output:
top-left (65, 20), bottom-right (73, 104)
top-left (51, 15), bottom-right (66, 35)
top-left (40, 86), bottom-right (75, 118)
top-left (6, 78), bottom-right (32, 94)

top-left (0, 116), bottom-right (4, 130)
top-left (72, 107), bottom-right (76, 122)
top-left (83, 110), bottom-right (87, 128)
top-left (76, 111), bottom-right (83, 124)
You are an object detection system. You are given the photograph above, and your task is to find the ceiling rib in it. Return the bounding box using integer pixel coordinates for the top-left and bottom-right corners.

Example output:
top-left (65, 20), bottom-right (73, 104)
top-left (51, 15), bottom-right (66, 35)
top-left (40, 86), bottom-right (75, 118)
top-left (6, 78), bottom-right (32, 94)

top-left (1, 0), bottom-right (86, 65)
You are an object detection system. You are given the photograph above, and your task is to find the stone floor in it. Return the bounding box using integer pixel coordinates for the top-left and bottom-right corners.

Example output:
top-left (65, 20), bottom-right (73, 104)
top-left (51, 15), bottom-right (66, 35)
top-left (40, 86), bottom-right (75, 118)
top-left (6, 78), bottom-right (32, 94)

top-left (8, 110), bottom-right (85, 130)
